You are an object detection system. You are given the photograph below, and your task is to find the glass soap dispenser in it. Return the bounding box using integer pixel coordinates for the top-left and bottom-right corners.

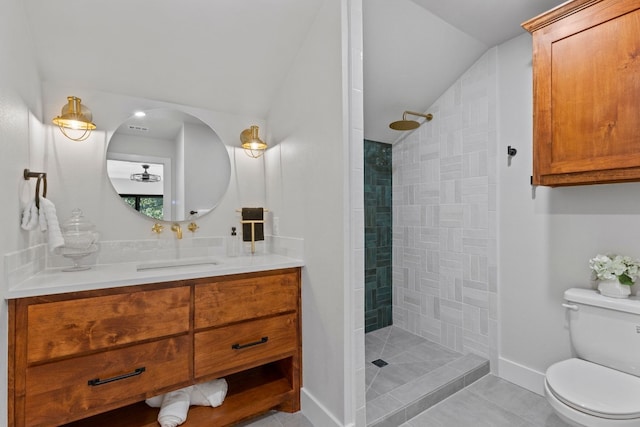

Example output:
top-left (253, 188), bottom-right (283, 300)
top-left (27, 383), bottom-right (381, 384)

top-left (226, 226), bottom-right (239, 257)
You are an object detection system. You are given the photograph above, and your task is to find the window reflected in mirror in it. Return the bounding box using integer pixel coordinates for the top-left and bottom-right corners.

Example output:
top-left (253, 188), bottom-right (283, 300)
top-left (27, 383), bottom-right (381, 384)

top-left (107, 160), bottom-right (165, 220)
top-left (121, 195), bottom-right (164, 220)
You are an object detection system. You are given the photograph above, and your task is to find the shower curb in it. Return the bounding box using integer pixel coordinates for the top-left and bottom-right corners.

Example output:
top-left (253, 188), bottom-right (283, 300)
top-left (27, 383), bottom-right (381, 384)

top-left (367, 355), bottom-right (490, 427)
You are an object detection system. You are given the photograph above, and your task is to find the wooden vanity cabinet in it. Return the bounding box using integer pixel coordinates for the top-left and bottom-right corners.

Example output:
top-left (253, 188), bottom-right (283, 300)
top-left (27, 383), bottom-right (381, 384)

top-left (523, 0), bottom-right (640, 186)
top-left (8, 268), bottom-right (302, 427)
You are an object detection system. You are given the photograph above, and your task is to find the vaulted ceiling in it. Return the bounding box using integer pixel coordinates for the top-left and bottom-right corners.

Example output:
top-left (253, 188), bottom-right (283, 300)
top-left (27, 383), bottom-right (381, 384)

top-left (23, 0), bottom-right (565, 144)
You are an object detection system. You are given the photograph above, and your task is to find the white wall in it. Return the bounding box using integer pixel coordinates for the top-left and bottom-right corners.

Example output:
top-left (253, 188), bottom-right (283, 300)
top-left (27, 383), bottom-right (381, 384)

top-left (265, 0), bottom-right (355, 424)
top-left (36, 84), bottom-right (266, 244)
top-left (497, 33), bottom-right (640, 394)
top-left (348, 0), bottom-right (366, 424)
top-left (0, 0), bottom-right (43, 423)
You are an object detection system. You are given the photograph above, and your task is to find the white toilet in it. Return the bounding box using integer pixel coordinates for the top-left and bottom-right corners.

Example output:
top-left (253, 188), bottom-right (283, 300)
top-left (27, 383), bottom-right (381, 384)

top-left (545, 288), bottom-right (640, 426)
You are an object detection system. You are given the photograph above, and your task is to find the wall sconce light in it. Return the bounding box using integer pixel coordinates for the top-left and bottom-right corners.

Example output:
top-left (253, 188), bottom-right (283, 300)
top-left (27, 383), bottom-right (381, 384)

top-left (52, 96), bottom-right (96, 141)
top-left (240, 125), bottom-right (267, 158)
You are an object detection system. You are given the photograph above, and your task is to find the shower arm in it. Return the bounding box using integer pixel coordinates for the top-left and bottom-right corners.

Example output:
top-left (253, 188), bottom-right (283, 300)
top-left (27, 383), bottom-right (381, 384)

top-left (403, 111), bottom-right (433, 121)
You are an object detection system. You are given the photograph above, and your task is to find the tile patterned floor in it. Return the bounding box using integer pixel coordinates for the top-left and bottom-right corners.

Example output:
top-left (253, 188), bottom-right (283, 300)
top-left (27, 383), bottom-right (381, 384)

top-left (234, 410), bottom-right (314, 427)
top-left (400, 375), bottom-right (573, 427)
top-left (240, 374), bottom-right (573, 427)
top-left (238, 326), bottom-right (571, 427)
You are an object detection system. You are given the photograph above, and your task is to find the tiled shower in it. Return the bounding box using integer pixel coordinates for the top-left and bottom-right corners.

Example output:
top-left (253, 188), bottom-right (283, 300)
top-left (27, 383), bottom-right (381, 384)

top-left (391, 48), bottom-right (498, 367)
top-left (364, 139), bottom-right (393, 332)
top-left (364, 46), bottom-right (499, 366)
top-left (363, 48), bottom-right (499, 426)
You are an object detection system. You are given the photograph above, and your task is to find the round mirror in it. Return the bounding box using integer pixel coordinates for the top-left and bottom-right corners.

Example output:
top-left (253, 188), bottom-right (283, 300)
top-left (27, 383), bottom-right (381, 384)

top-left (106, 109), bottom-right (231, 222)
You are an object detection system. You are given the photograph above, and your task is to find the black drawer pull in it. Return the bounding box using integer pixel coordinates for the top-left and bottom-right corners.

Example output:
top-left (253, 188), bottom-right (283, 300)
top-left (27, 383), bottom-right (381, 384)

top-left (232, 336), bottom-right (269, 350)
top-left (88, 367), bottom-right (146, 386)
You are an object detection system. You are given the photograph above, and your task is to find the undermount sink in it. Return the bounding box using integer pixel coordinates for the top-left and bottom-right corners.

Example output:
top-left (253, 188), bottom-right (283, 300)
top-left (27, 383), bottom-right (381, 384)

top-left (136, 258), bottom-right (221, 272)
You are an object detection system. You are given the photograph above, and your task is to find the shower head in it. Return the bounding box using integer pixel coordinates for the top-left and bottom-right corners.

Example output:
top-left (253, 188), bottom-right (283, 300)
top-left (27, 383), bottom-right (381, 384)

top-left (389, 111), bottom-right (433, 131)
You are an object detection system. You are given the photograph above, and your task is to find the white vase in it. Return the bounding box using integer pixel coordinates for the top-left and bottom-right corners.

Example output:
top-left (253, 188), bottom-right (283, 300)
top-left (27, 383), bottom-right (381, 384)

top-left (598, 279), bottom-right (631, 298)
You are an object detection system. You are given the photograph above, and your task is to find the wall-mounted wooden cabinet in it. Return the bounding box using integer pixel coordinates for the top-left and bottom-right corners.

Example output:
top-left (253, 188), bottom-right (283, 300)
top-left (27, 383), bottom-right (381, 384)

top-left (8, 268), bottom-right (301, 427)
top-left (523, 0), bottom-right (640, 186)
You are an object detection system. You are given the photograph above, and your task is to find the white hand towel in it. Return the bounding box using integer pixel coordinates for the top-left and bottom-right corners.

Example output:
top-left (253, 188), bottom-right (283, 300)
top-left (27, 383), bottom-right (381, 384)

top-left (144, 394), bottom-right (164, 408)
top-left (21, 200), bottom-right (39, 231)
top-left (158, 386), bottom-right (192, 427)
top-left (37, 197), bottom-right (65, 252)
top-left (191, 379), bottom-right (228, 408)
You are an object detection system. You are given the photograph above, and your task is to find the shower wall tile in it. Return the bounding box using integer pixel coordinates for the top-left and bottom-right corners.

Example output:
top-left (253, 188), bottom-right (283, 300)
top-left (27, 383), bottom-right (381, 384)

top-left (393, 48), bottom-right (498, 370)
top-left (365, 139), bottom-right (393, 333)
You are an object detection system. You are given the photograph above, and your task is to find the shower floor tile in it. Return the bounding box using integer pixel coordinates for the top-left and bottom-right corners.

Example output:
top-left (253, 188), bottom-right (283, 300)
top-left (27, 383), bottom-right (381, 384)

top-left (365, 325), bottom-right (489, 427)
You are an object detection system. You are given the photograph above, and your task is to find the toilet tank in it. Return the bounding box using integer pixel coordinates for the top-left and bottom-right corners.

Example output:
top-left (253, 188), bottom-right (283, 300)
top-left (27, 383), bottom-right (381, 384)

top-left (564, 288), bottom-right (640, 377)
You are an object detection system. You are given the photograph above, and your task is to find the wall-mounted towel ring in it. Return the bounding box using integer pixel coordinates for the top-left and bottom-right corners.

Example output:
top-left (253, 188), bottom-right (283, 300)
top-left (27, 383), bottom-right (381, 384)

top-left (23, 169), bottom-right (47, 209)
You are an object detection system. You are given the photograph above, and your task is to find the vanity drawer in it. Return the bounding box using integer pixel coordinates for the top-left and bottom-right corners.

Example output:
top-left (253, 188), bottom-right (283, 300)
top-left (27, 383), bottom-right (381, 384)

top-left (194, 313), bottom-right (297, 378)
top-left (194, 270), bottom-right (299, 328)
top-left (24, 335), bottom-right (190, 426)
top-left (26, 286), bottom-right (190, 363)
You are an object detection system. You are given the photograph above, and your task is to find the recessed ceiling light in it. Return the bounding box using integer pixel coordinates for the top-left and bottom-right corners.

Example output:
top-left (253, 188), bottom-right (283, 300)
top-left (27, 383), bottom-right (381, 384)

top-left (134, 111), bottom-right (146, 117)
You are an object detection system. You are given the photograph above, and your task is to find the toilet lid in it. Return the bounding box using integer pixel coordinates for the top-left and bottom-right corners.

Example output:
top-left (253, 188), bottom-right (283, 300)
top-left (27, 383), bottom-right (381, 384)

top-left (546, 358), bottom-right (640, 420)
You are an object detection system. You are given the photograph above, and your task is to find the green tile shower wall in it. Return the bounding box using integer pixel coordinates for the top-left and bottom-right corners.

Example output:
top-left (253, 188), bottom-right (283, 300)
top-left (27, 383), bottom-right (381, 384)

top-left (364, 139), bottom-right (392, 333)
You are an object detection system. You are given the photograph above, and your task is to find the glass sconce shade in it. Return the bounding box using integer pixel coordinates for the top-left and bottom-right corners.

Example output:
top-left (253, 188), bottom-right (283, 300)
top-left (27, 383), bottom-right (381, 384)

top-left (240, 125), bottom-right (267, 158)
top-left (52, 96), bottom-right (96, 141)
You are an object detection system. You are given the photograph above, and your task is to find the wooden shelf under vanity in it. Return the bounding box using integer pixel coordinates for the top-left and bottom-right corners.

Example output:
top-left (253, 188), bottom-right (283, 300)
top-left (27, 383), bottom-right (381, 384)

top-left (63, 363), bottom-right (297, 427)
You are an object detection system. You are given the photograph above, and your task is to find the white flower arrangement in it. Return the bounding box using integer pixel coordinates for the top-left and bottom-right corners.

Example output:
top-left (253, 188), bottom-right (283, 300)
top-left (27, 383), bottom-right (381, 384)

top-left (589, 254), bottom-right (640, 286)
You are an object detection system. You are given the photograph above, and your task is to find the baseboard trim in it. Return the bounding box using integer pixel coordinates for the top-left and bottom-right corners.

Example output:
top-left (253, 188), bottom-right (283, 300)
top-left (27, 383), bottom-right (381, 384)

top-left (301, 387), bottom-right (351, 427)
top-left (498, 357), bottom-right (545, 396)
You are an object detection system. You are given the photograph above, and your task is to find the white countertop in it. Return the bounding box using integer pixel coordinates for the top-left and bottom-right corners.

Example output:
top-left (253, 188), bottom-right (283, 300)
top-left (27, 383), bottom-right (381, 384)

top-left (6, 254), bottom-right (304, 299)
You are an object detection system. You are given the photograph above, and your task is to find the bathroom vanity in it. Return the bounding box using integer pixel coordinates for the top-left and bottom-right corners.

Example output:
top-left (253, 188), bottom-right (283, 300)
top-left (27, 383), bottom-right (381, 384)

top-left (7, 261), bottom-right (302, 427)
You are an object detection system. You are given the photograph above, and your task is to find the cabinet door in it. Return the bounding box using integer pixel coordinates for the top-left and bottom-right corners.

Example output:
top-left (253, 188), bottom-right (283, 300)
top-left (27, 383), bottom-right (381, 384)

top-left (24, 336), bottom-right (190, 426)
top-left (26, 286), bottom-right (190, 362)
top-left (194, 270), bottom-right (299, 329)
top-left (528, 0), bottom-right (640, 186)
top-left (194, 313), bottom-right (298, 379)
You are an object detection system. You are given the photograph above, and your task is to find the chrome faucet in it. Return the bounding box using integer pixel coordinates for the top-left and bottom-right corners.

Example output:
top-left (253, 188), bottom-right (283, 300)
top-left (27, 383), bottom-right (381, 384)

top-left (171, 223), bottom-right (182, 239)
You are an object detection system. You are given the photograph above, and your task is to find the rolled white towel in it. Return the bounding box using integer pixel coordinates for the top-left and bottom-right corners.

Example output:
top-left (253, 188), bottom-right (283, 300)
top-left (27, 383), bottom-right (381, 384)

top-left (158, 386), bottom-right (192, 427)
top-left (144, 394), bottom-right (164, 408)
top-left (21, 200), bottom-right (39, 231)
top-left (191, 379), bottom-right (228, 408)
top-left (38, 197), bottom-right (65, 252)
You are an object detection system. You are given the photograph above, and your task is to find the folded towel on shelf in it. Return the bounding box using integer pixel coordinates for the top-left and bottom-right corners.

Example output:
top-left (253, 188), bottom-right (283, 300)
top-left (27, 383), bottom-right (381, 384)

top-left (21, 200), bottom-right (39, 231)
top-left (190, 378), bottom-right (228, 408)
top-left (146, 378), bottom-right (229, 408)
top-left (157, 386), bottom-right (193, 427)
top-left (144, 394), bottom-right (164, 408)
top-left (241, 207), bottom-right (264, 242)
top-left (37, 197), bottom-right (65, 252)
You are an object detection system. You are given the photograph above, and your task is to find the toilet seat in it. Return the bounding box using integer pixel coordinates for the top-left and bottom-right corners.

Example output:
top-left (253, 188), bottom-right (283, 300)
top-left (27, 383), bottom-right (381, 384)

top-left (546, 358), bottom-right (640, 420)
